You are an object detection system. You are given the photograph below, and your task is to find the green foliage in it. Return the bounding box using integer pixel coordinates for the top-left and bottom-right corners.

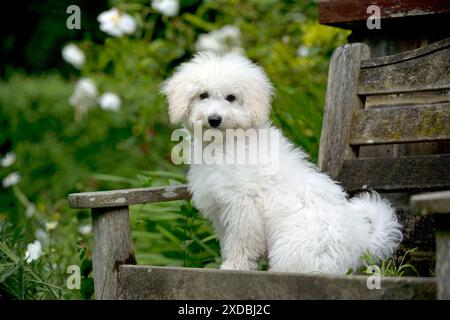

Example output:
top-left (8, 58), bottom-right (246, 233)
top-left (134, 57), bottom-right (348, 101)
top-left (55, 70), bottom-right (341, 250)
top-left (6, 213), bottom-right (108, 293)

top-left (353, 248), bottom-right (420, 277)
top-left (132, 200), bottom-right (221, 268)
top-left (0, 0), bottom-right (351, 299)
top-left (78, 243), bottom-right (95, 300)
top-left (0, 221), bottom-right (76, 299)
top-left (1, 0), bottom-right (108, 77)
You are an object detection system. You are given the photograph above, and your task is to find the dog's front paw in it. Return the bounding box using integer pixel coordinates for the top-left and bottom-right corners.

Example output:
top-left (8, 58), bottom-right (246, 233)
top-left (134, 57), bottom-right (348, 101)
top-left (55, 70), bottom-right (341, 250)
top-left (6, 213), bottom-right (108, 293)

top-left (220, 260), bottom-right (255, 271)
top-left (220, 261), bottom-right (242, 270)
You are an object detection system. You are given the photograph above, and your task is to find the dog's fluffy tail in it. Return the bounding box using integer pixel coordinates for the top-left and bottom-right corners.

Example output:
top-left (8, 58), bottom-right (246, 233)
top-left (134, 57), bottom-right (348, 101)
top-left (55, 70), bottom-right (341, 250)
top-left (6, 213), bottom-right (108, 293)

top-left (349, 192), bottom-right (403, 260)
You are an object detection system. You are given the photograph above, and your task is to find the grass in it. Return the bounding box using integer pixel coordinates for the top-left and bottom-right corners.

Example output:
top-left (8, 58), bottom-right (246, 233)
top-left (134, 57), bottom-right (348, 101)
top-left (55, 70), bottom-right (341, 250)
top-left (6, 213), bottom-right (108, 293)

top-left (0, 222), bottom-right (62, 299)
top-left (348, 248), bottom-right (420, 277)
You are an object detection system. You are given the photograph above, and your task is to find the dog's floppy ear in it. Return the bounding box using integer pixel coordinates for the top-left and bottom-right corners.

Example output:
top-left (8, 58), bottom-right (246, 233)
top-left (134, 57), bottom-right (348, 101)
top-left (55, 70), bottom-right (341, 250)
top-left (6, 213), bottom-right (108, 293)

top-left (244, 68), bottom-right (274, 127)
top-left (160, 69), bottom-right (192, 125)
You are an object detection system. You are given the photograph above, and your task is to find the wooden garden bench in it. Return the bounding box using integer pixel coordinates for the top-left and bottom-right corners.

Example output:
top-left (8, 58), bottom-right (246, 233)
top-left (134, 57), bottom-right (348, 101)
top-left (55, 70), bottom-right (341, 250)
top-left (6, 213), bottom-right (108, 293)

top-left (68, 37), bottom-right (450, 300)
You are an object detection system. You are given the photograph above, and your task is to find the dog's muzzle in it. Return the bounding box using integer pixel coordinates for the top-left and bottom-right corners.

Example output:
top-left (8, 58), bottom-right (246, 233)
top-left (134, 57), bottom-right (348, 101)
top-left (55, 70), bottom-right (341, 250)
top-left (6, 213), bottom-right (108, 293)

top-left (208, 114), bottom-right (222, 128)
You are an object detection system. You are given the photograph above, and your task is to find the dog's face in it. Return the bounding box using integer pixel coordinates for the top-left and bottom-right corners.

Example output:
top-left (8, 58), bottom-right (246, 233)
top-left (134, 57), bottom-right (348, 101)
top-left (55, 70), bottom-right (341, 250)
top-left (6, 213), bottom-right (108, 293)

top-left (161, 52), bottom-right (273, 131)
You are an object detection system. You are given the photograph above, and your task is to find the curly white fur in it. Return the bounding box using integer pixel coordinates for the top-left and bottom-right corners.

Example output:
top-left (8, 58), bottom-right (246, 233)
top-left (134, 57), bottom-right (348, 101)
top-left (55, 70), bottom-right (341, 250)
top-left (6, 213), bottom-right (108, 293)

top-left (161, 52), bottom-right (403, 274)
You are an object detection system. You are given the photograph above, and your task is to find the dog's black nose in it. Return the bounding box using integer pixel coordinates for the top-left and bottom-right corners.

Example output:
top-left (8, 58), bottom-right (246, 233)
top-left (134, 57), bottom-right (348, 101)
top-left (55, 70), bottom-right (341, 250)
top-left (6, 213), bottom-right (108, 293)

top-left (208, 115), bottom-right (222, 128)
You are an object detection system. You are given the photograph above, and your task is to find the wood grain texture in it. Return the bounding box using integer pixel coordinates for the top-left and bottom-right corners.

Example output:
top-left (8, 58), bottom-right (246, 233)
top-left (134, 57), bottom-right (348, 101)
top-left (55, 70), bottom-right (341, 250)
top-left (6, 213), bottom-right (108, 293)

top-left (318, 43), bottom-right (370, 179)
top-left (68, 185), bottom-right (190, 208)
top-left (318, 0), bottom-right (450, 25)
top-left (411, 190), bottom-right (450, 300)
top-left (410, 191), bottom-right (450, 215)
top-left (361, 37), bottom-right (450, 68)
top-left (436, 231), bottom-right (450, 300)
top-left (349, 104), bottom-right (450, 145)
top-left (353, 36), bottom-right (450, 177)
top-left (358, 40), bottom-right (450, 95)
top-left (92, 206), bottom-right (136, 300)
top-left (364, 90), bottom-right (450, 109)
top-left (117, 265), bottom-right (436, 300)
top-left (395, 208), bottom-right (435, 248)
top-left (337, 154), bottom-right (450, 192)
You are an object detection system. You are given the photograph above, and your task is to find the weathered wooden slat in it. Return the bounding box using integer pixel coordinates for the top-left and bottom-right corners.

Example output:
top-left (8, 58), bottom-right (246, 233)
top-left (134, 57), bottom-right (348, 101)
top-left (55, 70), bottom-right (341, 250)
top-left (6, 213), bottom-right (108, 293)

top-left (364, 90), bottom-right (450, 109)
top-left (92, 206), bottom-right (136, 300)
top-left (337, 154), bottom-right (450, 192)
top-left (318, 0), bottom-right (450, 26)
top-left (117, 265), bottom-right (436, 300)
top-left (68, 185), bottom-right (190, 208)
top-left (411, 191), bottom-right (450, 215)
top-left (361, 37), bottom-right (450, 68)
top-left (319, 43), bottom-right (370, 179)
top-left (358, 39), bottom-right (450, 95)
top-left (436, 230), bottom-right (450, 300)
top-left (349, 104), bottom-right (450, 145)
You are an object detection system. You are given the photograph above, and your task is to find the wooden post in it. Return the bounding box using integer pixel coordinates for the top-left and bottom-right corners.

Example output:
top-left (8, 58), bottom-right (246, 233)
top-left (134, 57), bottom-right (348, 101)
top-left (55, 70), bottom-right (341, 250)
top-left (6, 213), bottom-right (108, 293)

top-left (318, 43), bottom-right (370, 179)
top-left (91, 206), bottom-right (136, 300)
top-left (436, 227), bottom-right (450, 300)
top-left (411, 191), bottom-right (450, 300)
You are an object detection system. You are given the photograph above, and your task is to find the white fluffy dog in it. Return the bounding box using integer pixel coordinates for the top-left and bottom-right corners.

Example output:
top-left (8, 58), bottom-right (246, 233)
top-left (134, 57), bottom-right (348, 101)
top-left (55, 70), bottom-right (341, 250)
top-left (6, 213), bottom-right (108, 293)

top-left (161, 52), bottom-right (402, 274)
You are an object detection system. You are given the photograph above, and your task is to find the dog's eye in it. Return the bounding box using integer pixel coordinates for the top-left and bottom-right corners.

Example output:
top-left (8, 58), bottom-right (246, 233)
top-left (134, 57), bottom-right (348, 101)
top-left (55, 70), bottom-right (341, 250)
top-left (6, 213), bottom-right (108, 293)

top-left (225, 94), bottom-right (236, 102)
top-left (199, 92), bottom-right (209, 100)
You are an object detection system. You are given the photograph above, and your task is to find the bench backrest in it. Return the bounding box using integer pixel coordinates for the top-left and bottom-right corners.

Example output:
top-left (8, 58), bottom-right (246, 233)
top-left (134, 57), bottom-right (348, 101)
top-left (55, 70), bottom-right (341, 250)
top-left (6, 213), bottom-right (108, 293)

top-left (319, 39), bottom-right (450, 193)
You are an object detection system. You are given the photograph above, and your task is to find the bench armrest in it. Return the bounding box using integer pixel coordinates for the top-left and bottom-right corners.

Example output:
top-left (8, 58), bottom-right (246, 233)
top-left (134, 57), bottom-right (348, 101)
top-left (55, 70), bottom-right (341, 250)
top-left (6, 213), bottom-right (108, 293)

top-left (410, 190), bottom-right (450, 215)
top-left (67, 184), bottom-right (189, 299)
top-left (68, 184), bottom-right (190, 209)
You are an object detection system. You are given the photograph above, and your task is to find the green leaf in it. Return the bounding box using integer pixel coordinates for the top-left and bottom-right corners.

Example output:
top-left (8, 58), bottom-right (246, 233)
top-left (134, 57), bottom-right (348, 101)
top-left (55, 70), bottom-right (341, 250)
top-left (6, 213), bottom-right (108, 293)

top-left (182, 13), bottom-right (216, 31)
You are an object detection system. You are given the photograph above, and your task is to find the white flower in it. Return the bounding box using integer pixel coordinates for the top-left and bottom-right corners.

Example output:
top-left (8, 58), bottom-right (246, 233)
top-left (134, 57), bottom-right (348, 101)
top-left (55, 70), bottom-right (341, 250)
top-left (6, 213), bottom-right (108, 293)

top-left (1, 152), bottom-right (16, 167)
top-left (294, 12), bottom-right (306, 23)
top-left (97, 8), bottom-right (136, 37)
top-left (296, 45), bottom-right (309, 57)
top-left (61, 44), bottom-right (85, 69)
top-left (2, 171), bottom-right (20, 188)
top-left (98, 92), bottom-right (121, 111)
top-left (25, 204), bottom-right (36, 218)
top-left (196, 33), bottom-right (224, 53)
top-left (25, 240), bottom-right (42, 263)
top-left (35, 229), bottom-right (49, 246)
top-left (220, 25), bottom-right (241, 40)
top-left (69, 78), bottom-right (98, 110)
top-left (195, 25), bottom-right (243, 54)
top-left (79, 224), bottom-right (92, 235)
top-left (152, 0), bottom-right (179, 17)
top-left (46, 221), bottom-right (58, 231)
top-left (281, 35), bottom-right (290, 44)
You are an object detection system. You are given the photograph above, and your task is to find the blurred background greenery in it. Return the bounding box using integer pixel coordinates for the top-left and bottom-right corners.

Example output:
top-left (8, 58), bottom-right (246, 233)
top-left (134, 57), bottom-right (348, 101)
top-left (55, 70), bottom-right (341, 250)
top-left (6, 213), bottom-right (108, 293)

top-left (0, 0), bottom-right (349, 299)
